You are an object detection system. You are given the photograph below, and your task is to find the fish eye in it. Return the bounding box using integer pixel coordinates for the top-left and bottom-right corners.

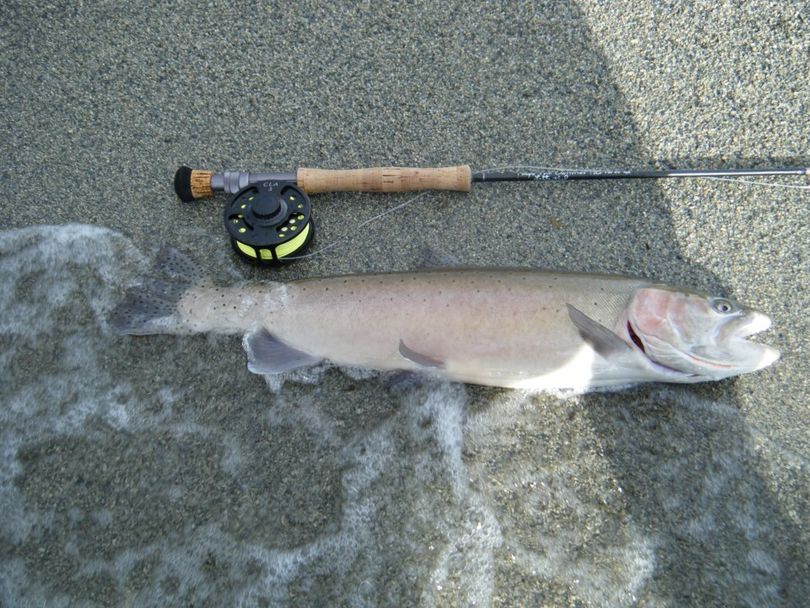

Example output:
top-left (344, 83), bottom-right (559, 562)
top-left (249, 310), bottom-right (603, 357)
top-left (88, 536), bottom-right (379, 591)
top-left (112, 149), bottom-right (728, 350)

top-left (711, 298), bottom-right (736, 314)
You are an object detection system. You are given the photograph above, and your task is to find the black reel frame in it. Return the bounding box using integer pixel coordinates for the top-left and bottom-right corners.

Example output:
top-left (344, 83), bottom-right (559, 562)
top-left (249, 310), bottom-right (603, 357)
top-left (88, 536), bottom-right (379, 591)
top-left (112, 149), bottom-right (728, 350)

top-left (223, 180), bottom-right (314, 264)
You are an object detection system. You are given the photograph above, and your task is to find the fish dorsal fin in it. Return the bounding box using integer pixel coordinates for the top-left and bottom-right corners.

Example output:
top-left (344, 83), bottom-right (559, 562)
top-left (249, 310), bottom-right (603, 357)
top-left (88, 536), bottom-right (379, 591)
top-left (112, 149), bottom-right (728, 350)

top-left (243, 328), bottom-right (320, 374)
top-left (399, 340), bottom-right (445, 368)
top-left (566, 304), bottom-right (632, 358)
top-left (415, 245), bottom-right (461, 270)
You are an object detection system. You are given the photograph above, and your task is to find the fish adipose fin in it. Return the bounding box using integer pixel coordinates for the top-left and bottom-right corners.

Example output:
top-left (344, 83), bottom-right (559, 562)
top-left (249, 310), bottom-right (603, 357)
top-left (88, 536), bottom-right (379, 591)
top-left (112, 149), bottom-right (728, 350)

top-left (566, 304), bottom-right (632, 358)
top-left (244, 328), bottom-right (321, 374)
top-left (398, 340), bottom-right (445, 368)
top-left (109, 248), bottom-right (202, 335)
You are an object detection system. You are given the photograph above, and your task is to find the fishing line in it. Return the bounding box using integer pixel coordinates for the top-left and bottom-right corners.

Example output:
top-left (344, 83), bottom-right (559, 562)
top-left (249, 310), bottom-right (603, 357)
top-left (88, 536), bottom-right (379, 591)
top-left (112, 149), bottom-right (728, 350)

top-left (284, 192), bottom-right (431, 261)
top-left (701, 176), bottom-right (810, 190)
top-left (272, 168), bottom-right (808, 263)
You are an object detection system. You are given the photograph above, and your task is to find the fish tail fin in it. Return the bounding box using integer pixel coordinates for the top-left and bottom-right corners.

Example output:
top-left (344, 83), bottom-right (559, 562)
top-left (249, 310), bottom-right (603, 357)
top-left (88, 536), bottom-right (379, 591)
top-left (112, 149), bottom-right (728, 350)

top-left (109, 248), bottom-right (204, 335)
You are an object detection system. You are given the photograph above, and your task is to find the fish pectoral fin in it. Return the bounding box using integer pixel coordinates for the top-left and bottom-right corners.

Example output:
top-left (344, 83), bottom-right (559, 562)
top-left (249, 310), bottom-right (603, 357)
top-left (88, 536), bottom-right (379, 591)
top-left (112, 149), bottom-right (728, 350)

top-left (243, 328), bottom-right (320, 375)
top-left (398, 340), bottom-right (445, 369)
top-left (566, 304), bottom-right (632, 358)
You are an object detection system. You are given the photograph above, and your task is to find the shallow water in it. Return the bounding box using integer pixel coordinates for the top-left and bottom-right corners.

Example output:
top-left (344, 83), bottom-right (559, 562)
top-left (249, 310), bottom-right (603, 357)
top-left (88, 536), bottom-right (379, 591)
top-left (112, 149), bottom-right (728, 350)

top-left (1, 225), bottom-right (807, 606)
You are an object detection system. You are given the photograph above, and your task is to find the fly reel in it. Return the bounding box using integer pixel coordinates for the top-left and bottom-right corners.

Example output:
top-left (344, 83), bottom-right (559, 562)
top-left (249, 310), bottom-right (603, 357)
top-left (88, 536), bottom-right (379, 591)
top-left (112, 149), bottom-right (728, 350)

top-left (224, 181), bottom-right (314, 264)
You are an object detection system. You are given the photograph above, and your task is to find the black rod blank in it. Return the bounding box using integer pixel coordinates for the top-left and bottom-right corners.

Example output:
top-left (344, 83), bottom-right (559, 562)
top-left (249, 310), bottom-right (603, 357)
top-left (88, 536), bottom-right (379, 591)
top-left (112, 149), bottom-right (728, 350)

top-left (472, 167), bottom-right (809, 183)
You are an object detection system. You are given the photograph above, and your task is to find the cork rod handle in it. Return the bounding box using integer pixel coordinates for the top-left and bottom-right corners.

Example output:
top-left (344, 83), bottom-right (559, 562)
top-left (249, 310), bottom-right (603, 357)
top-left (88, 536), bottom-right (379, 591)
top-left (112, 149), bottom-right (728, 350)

top-left (297, 165), bottom-right (472, 194)
top-left (174, 165), bottom-right (474, 201)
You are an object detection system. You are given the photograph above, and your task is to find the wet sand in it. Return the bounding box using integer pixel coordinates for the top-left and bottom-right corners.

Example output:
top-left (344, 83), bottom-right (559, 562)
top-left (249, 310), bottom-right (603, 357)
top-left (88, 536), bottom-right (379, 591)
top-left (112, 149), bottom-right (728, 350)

top-left (1, 2), bottom-right (808, 606)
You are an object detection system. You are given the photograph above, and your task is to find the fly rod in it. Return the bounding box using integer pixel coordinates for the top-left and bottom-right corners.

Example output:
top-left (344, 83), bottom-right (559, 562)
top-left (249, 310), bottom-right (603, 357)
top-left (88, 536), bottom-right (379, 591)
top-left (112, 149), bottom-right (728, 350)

top-left (173, 163), bottom-right (808, 265)
top-left (175, 164), bottom-right (809, 201)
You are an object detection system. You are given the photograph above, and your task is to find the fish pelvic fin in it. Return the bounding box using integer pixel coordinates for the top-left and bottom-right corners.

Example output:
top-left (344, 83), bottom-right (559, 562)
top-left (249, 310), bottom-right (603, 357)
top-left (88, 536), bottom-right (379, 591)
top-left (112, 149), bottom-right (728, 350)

top-left (398, 340), bottom-right (445, 369)
top-left (566, 304), bottom-right (632, 358)
top-left (244, 328), bottom-right (321, 374)
top-left (108, 248), bottom-right (204, 335)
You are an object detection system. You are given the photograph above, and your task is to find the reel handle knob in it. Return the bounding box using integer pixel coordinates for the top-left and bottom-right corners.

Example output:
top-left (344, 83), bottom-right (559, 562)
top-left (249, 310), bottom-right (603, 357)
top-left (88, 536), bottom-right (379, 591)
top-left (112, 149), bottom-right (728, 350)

top-left (297, 165), bottom-right (472, 194)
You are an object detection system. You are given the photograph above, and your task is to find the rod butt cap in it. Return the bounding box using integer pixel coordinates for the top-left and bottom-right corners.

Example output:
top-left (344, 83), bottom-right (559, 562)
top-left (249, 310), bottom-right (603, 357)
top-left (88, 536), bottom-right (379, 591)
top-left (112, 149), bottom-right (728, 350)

top-left (174, 166), bottom-right (195, 201)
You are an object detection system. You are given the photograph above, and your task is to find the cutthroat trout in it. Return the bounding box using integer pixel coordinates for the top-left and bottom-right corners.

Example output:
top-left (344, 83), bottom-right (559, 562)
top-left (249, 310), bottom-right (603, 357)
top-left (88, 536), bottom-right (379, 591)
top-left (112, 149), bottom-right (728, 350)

top-left (110, 250), bottom-right (779, 391)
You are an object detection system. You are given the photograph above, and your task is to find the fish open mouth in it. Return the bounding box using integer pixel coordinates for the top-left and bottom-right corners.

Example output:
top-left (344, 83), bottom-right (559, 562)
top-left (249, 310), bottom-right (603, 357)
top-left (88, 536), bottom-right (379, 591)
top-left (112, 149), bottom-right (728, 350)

top-left (716, 311), bottom-right (780, 371)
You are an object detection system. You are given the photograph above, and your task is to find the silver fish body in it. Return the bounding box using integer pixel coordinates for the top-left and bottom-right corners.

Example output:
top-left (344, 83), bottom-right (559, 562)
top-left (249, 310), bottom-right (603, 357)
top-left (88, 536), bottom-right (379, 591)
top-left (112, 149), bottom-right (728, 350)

top-left (112, 257), bottom-right (779, 391)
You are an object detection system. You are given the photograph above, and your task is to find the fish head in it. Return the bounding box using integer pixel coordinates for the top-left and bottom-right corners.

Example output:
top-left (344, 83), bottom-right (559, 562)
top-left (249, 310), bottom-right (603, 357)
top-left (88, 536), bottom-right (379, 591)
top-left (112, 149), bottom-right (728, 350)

top-left (626, 286), bottom-right (780, 380)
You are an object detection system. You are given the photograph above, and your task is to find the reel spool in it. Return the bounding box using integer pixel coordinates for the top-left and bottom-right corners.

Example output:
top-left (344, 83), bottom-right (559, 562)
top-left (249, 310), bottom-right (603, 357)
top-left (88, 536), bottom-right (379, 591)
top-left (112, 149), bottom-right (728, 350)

top-left (224, 181), bottom-right (314, 264)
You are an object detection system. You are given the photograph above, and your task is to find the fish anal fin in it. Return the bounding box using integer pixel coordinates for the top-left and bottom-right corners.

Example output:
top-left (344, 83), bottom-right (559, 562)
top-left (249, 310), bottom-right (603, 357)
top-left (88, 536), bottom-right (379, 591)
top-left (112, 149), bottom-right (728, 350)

top-left (243, 329), bottom-right (320, 375)
top-left (566, 304), bottom-right (631, 358)
top-left (399, 340), bottom-right (445, 369)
